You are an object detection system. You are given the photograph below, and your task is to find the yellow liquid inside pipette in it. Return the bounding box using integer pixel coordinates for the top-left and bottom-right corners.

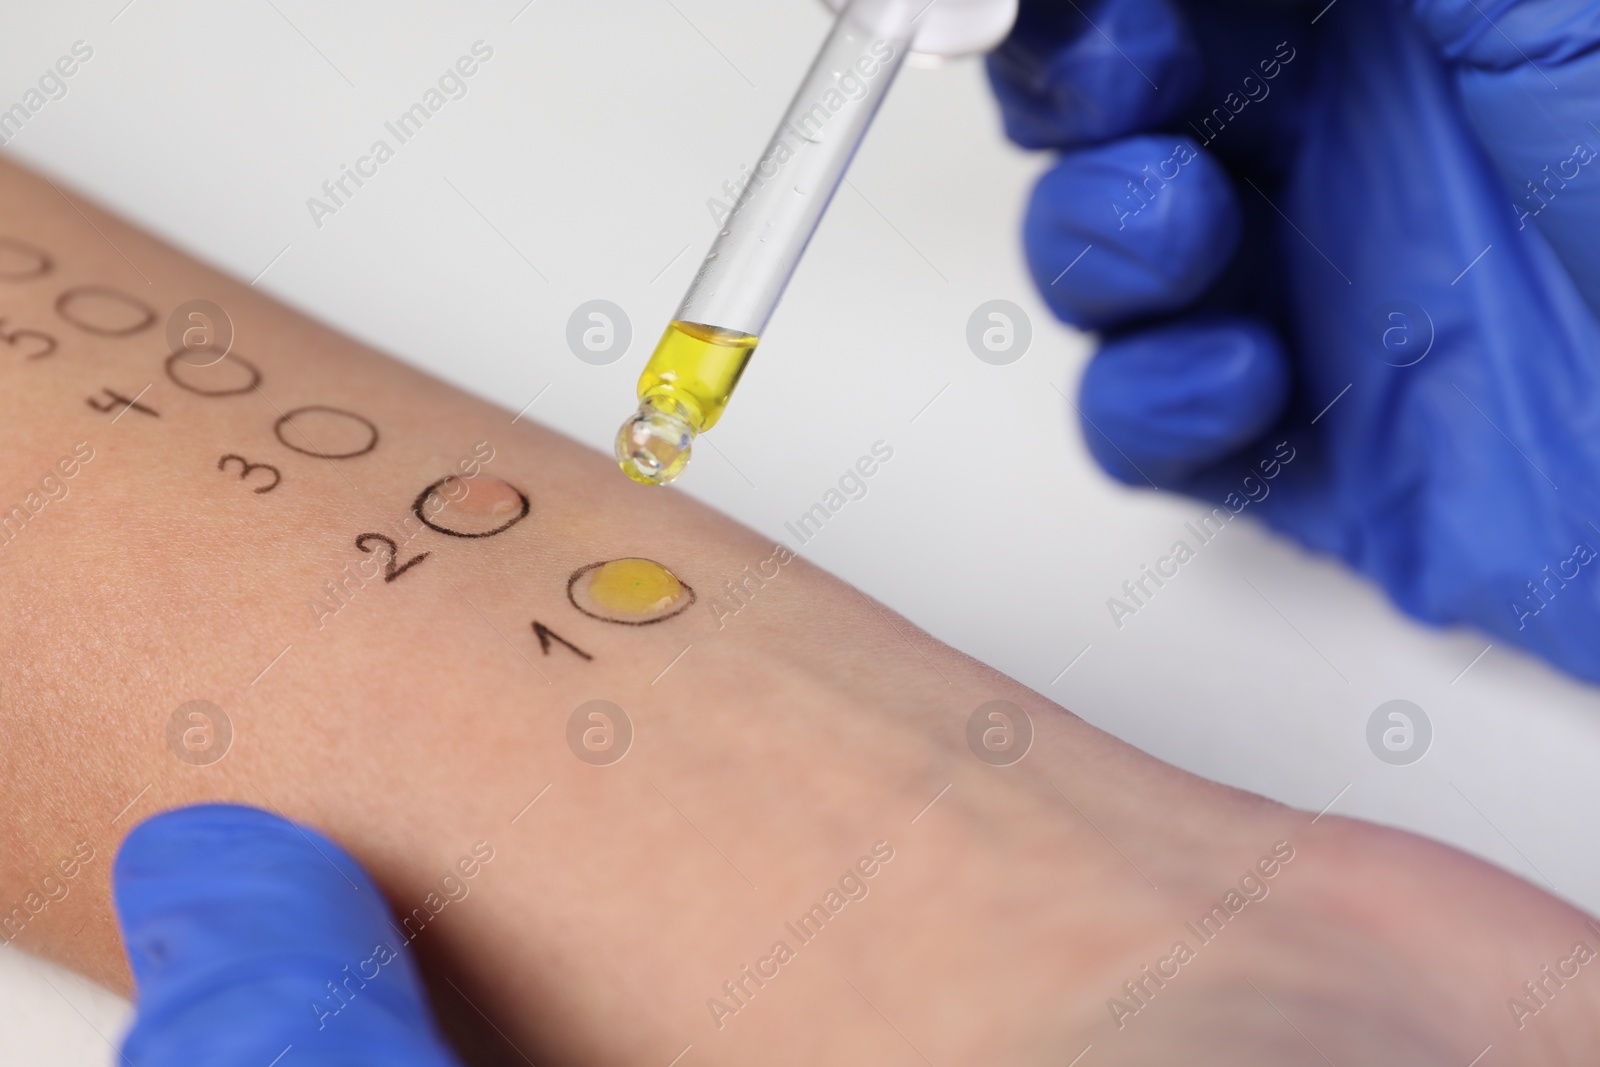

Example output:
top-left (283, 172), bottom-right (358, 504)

top-left (638, 321), bottom-right (758, 431)
top-left (615, 320), bottom-right (759, 485)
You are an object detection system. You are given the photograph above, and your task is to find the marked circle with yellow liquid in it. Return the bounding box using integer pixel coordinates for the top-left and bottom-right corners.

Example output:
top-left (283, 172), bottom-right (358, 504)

top-left (567, 558), bottom-right (695, 625)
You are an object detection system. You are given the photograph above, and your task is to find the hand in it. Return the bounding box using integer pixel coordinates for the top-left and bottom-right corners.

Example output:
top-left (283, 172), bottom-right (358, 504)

top-left (988, 0), bottom-right (1600, 681)
top-left (114, 805), bottom-right (464, 1066)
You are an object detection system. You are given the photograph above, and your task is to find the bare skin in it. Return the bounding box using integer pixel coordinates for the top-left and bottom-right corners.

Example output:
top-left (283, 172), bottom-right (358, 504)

top-left (0, 154), bottom-right (1596, 1066)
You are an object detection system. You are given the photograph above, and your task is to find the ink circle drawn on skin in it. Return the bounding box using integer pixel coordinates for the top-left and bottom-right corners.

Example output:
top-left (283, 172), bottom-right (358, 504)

top-left (274, 405), bottom-right (379, 459)
top-left (567, 558), bottom-right (696, 626)
top-left (412, 476), bottom-right (530, 538)
top-left (165, 350), bottom-right (262, 396)
top-left (0, 238), bottom-right (52, 281)
top-left (54, 285), bottom-right (156, 336)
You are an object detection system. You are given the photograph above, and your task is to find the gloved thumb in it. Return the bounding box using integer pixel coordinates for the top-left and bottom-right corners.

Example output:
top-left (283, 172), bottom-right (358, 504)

top-left (113, 803), bottom-right (464, 1067)
top-left (1398, 0), bottom-right (1600, 314)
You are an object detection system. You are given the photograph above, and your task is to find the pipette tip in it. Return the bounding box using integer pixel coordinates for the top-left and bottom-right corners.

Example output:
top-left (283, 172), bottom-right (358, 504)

top-left (615, 399), bottom-right (696, 486)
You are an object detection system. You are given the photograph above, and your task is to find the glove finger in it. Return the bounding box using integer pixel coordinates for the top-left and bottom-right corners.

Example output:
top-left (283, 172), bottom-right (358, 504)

top-left (1400, 0), bottom-right (1600, 314)
top-left (1026, 135), bottom-right (1242, 331)
top-left (114, 804), bottom-right (464, 1067)
top-left (1077, 315), bottom-right (1291, 487)
top-left (987, 0), bottom-right (1202, 149)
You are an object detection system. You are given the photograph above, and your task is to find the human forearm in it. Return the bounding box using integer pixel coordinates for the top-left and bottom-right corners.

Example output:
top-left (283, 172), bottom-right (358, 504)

top-left (5, 153), bottom-right (1600, 1067)
top-left (0, 153), bottom-right (1119, 1062)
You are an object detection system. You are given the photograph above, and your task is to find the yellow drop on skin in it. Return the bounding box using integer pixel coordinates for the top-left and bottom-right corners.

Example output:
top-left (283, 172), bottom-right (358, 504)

top-left (587, 558), bottom-right (685, 616)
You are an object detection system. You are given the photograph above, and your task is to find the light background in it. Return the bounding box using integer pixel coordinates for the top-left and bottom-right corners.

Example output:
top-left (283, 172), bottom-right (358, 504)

top-left (4, 0), bottom-right (1600, 1060)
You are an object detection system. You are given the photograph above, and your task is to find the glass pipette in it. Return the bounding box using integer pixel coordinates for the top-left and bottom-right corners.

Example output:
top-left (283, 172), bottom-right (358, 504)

top-left (615, 0), bottom-right (924, 485)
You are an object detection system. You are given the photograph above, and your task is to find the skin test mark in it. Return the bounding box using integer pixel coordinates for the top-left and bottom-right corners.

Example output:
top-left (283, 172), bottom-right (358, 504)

top-left (567, 558), bottom-right (696, 625)
top-left (355, 533), bottom-right (428, 583)
top-left (444, 475), bottom-right (524, 519)
top-left (218, 454), bottom-right (282, 493)
top-left (274, 405), bottom-right (379, 459)
top-left (166, 351), bottom-right (262, 396)
top-left (0, 237), bottom-right (52, 280)
top-left (532, 621), bottom-right (593, 661)
top-left (412, 476), bottom-right (530, 539)
top-left (87, 388), bottom-right (157, 417)
top-left (55, 285), bottom-right (156, 336)
top-left (0, 317), bottom-right (56, 359)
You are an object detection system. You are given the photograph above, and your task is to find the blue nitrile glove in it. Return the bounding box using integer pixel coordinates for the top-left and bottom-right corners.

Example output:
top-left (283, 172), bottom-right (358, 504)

top-left (114, 804), bottom-right (464, 1066)
top-left (989, 0), bottom-right (1600, 681)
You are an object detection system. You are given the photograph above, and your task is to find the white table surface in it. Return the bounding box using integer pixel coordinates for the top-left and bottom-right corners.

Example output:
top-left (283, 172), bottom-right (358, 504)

top-left (5, 1), bottom-right (1600, 1060)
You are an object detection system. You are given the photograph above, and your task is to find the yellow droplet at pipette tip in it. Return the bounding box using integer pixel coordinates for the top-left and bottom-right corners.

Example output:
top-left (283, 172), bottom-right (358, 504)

top-left (615, 396), bottom-right (696, 486)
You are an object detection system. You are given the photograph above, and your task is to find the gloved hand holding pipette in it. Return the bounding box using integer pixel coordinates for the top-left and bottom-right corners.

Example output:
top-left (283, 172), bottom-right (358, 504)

top-left (992, 0), bottom-right (1600, 683)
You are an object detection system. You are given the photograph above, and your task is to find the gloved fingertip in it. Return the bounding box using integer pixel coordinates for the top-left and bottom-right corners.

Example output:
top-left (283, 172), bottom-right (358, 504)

top-left (987, 0), bottom-right (1202, 149)
top-left (1078, 316), bottom-right (1291, 486)
top-left (115, 803), bottom-right (371, 895)
top-left (1027, 137), bottom-right (1241, 330)
top-left (114, 804), bottom-right (384, 978)
top-left (115, 804), bottom-right (463, 1066)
